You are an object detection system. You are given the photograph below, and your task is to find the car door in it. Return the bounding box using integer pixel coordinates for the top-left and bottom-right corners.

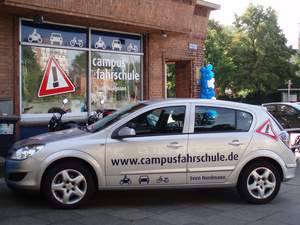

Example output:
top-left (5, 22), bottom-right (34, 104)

top-left (187, 104), bottom-right (253, 184)
top-left (280, 105), bottom-right (299, 128)
top-left (105, 104), bottom-right (189, 186)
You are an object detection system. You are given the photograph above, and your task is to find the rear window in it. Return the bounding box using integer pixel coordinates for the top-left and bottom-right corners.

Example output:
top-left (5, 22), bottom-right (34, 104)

top-left (266, 111), bottom-right (285, 131)
top-left (194, 106), bottom-right (253, 133)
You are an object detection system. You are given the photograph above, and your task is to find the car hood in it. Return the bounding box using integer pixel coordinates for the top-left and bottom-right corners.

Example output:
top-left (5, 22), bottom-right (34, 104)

top-left (13, 128), bottom-right (87, 148)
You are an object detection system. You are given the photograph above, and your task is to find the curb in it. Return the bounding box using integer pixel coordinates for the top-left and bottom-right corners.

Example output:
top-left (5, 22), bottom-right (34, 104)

top-left (0, 156), bottom-right (4, 178)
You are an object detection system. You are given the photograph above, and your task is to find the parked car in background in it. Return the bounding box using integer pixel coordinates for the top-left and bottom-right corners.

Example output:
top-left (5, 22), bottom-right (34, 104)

top-left (6, 99), bottom-right (296, 209)
top-left (262, 102), bottom-right (300, 128)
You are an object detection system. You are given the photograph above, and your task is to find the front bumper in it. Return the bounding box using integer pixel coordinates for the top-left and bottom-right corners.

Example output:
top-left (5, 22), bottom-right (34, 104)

top-left (5, 157), bottom-right (42, 191)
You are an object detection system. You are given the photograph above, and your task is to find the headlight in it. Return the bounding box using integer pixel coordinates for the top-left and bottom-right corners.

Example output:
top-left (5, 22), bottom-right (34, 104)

top-left (11, 145), bottom-right (45, 160)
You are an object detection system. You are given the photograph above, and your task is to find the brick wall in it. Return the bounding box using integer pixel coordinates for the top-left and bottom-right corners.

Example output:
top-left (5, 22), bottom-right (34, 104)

top-left (0, 0), bottom-right (196, 34)
top-left (0, 14), bottom-right (14, 100)
top-left (175, 61), bottom-right (192, 98)
top-left (0, 0), bottom-right (212, 104)
top-left (143, 3), bottom-right (211, 99)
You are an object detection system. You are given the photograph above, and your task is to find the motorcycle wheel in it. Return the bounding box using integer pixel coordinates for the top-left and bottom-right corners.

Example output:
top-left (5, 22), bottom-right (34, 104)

top-left (95, 43), bottom-right (99, 49)
top-left (38, 38), bottom-right (42, 43)
top-left (70, 40), bottom-right (75, 47)
top-left (28, 36), bottom-right (33, 42)
top-left (79, 41), bottom-right (83, 47)
top-left (42, 162), bottom-right (94, 209)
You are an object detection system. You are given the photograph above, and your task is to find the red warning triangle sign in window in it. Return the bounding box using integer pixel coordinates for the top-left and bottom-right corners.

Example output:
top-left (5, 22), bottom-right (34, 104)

top-left (255, 119), bottom-right (277, 140)
top-left (38, 55), bottom-right (75, 97)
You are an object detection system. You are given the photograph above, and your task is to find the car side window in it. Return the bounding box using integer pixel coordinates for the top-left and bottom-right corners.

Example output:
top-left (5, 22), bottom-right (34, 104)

top-left (265, 105), bottom-right (277, 113)
top-left (128, 106), bottom-right (186, 135)
top-left (281, 106), bottom-right (296, 115)
top-left (194, 107), bottom-right (252, 132)
top-left (236, 110), bottom-right (253, 131)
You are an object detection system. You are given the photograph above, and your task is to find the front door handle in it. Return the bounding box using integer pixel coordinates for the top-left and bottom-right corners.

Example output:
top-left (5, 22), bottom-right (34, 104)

top-left (167, 142), bottom-right (183, 149)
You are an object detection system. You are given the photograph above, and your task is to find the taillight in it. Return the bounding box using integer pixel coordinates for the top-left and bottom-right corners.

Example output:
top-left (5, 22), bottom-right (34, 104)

top-left (279, 131), bottom-right (290, 148)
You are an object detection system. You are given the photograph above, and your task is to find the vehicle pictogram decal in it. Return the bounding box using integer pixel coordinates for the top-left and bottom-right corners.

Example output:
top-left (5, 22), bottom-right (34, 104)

top-left (119, 175), bottom-right (132, 185)
top-left (156, 176), bottom-right (169, 183)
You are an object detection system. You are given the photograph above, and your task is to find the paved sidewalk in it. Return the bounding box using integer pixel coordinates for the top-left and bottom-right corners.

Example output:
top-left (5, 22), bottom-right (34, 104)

top-left (0, 161), bottom-right (299, 224)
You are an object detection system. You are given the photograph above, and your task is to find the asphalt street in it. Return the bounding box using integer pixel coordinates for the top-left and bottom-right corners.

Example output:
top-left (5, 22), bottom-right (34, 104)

top-left (0, 160), bottom-right (299, 225)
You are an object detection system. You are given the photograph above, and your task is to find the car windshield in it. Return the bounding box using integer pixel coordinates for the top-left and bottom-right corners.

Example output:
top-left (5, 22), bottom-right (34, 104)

top-left (86, 102), bottom-right (148, 133)
top-left (291, 103), bottom-right (300, 111)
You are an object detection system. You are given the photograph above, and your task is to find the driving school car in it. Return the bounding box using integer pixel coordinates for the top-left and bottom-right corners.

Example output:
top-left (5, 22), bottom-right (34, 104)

top-left (5, 99), bottom-right (297, 209)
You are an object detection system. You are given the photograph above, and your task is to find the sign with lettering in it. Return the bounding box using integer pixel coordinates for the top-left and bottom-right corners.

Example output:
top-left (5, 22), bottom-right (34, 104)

top-left (189, 42), bottom-right (198, 50)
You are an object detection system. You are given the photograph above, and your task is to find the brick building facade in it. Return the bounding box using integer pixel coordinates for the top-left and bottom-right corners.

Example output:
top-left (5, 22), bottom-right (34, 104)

top-left (0, 0), bottom-right (219, 141)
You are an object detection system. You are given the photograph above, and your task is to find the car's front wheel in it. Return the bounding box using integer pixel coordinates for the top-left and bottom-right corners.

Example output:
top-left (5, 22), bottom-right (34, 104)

top-left (237, 161), bottom-right (281, 204)
top-left (42, 162), bottom-right (94, 209)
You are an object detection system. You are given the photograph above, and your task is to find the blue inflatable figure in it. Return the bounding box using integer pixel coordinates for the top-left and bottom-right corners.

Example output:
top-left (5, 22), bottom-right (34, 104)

top-left (200, 64), bottom-right (215, 99)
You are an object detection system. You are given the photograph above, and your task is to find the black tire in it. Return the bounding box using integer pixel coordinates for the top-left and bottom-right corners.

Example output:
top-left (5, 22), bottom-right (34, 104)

top-left (237, 161), bottom-right (281, 204)
top-left (42, 162), bottom-right (94, 209)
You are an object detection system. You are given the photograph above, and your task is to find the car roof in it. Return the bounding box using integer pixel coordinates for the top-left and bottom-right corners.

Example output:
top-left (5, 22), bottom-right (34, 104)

top-left (140, 98), bottom-right (263, 111)
top-left (262, 102), bottom-right (299, 106)
top-left (262, 102), bottom-right (300, 111)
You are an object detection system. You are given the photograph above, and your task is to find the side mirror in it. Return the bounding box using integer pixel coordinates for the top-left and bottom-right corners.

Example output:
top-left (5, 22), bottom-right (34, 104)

top-left (117, 127), bottom-right (136, 138)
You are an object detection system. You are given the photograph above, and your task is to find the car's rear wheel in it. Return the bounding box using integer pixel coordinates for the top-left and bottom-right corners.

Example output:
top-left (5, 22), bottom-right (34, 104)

top-left (43, 162), bottom-right (94, 209)
top-left (237, 161), bottom-right (281, 204)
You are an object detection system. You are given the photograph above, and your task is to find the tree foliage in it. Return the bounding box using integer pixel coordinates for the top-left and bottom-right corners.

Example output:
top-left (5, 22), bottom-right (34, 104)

top-left (204, 20), bottom-right (235, 94)
top-left (291, 51), bottom-right (300, 86)
top-left (167, 63), bottom-right (175, 98)
top-left (204, 3), bottom-right (297, 102)
top-left (21, 46), bottom-right (43, 102)
top-left (231, 4), bottom-right (296, 95)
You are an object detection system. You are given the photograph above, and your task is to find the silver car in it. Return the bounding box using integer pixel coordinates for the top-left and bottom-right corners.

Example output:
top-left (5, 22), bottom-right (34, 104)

top-left (5, 99), bottom-right (297, 209)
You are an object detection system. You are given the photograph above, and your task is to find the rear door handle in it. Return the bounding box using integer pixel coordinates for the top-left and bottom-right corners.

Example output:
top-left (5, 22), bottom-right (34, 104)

top-left (229, 140), bottom-right (244, 146)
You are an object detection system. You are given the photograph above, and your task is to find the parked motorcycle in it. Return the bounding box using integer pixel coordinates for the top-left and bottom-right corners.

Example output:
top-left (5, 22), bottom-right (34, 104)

top-left (48, 98), bottom-right (78, 132)
top-left (291, 135), bottom-right (300, 160)
top-left (282, 117), bottom-right (300, 160)
top-left (86, 100), bottom-right (117, 125)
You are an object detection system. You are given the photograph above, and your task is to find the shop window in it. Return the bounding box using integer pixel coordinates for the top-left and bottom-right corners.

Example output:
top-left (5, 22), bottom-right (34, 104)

top-left (90, 52), bottom-right (141, 112)
top-left (21, 46), bottom-right (87, 114)
top-left (20, 19), bottom-right (143, 121)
